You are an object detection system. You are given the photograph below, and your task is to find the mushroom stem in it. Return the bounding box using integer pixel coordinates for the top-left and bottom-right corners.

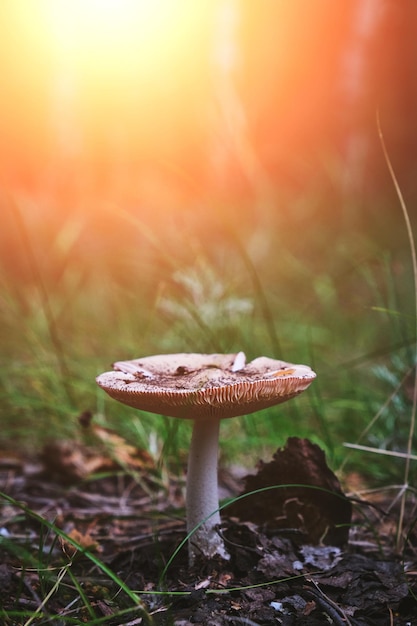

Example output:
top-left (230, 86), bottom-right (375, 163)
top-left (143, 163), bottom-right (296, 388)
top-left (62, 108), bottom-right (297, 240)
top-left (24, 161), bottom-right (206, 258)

top-left (186, 416), bottom-right (230, 564)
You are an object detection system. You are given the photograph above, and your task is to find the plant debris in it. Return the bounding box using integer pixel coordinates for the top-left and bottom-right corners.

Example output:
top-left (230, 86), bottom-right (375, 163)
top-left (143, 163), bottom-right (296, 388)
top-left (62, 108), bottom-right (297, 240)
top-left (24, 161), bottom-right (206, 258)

top-left (0, 437), bottom-right (416, 624)
top-left (228, 437), bottom-right (352, 545)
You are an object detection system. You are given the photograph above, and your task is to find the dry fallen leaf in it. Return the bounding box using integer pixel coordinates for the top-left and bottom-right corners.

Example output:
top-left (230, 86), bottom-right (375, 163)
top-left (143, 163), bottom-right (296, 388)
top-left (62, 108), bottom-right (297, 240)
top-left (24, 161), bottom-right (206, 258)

top-left (41, 441), bottom-right (115, 484)
top-left (40, 414), bottom-right (157, 485)
top-left (60, 527), bottom-right (102, 558)
top-left (90, 423), bottom-right (155, 471)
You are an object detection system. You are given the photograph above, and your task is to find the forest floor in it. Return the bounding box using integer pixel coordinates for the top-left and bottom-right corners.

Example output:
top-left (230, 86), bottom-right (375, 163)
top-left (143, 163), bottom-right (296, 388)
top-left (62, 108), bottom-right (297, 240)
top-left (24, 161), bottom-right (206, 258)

top-left (1, 437), bottom-right (416, 625)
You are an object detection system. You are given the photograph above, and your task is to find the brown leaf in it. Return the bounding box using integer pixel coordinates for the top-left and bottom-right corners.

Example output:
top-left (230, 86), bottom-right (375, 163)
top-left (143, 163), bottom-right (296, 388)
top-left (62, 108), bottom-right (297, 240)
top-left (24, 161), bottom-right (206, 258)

top-left (90, 424), bottom-right (155, 471)
top-left (41, 441), bottom-right (115, 484)
top-left (60, 527), bottom-right (102, 558)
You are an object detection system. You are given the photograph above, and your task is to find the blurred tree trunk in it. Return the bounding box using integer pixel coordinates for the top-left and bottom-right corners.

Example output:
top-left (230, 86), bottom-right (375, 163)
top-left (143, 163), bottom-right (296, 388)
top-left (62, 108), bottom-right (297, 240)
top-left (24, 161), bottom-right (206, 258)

top-left (339, 0), bottom-right (386, 193)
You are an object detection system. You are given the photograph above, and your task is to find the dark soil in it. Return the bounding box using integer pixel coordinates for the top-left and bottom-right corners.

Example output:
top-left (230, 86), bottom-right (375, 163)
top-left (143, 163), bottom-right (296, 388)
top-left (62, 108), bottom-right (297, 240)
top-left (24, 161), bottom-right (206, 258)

top-left (1, 437), bottom-right (417, 625)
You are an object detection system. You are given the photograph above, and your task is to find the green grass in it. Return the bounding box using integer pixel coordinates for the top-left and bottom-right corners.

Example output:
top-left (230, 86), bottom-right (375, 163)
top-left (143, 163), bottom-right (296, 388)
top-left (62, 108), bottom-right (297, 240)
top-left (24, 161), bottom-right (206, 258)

top-left (0, 188), bottom-right (416, 481)
top-left (0, 491), bottom-right (154, 625)
top-left (1, 181), bottom-right (417, 623)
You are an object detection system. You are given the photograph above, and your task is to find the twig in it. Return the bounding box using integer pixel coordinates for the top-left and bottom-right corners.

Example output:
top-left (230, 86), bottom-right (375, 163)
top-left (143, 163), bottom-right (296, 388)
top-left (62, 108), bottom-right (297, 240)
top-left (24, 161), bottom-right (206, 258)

top-left (343, 443), bottom-right (417, 461)
top-left (305, 579), bottom-right (354, 626)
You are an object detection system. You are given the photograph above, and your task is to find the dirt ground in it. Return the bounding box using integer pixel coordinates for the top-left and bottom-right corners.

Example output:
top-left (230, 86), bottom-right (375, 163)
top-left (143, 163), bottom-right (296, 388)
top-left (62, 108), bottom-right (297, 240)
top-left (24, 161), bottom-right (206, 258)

top-left (1, 437), bottom-right (416, 625)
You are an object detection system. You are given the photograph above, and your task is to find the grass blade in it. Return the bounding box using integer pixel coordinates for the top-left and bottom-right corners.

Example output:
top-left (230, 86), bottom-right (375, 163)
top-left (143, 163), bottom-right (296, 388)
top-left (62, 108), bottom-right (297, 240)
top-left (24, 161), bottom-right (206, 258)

top-left (378, 113), bottom-right (417, 548)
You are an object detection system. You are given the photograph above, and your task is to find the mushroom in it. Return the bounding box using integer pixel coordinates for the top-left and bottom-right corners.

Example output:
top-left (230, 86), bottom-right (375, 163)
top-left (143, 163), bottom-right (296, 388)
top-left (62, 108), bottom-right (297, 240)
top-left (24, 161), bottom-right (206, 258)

top-left (96, 352), bottom-right (316, 564)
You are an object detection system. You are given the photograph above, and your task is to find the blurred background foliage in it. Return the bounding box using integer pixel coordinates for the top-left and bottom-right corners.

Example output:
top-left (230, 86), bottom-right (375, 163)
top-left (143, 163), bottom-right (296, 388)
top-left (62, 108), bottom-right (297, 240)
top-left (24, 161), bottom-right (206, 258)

top-left (0, 0), bottom-right (416, 484)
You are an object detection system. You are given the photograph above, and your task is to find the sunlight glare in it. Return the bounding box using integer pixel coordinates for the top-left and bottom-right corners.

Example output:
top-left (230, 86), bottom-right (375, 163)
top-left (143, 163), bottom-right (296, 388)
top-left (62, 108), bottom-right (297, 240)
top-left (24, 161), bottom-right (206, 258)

top-left (46, 0), bottom-right (174, 35)
top-left (42, 0), bottom-right (188, 66)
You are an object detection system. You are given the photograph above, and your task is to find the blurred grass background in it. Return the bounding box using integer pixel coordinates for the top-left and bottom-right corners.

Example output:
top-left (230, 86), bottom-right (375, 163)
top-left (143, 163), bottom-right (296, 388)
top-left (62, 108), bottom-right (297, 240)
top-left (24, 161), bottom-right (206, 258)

top-left (0, 0), bottom-right (417, 487)
top-left (1, 187), bottom-right (415, 486)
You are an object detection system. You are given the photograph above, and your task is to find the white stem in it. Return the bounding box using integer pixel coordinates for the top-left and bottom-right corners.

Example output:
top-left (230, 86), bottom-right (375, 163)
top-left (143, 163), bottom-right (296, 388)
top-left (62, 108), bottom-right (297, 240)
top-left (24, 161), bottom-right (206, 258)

top-left (186, 417), bottom-right (230, 564)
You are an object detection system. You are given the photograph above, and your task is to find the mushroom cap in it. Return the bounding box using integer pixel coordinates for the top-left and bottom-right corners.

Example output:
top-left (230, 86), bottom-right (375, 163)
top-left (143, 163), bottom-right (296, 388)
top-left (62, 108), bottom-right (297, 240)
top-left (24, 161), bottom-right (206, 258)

top-left (96, 353), bottom-right (316, 419)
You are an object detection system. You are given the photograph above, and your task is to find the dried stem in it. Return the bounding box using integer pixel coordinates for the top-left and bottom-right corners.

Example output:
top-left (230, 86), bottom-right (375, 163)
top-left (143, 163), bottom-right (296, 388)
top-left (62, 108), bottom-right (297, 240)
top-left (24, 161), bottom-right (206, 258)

top-left (378, 113), bottom-right (417, 549)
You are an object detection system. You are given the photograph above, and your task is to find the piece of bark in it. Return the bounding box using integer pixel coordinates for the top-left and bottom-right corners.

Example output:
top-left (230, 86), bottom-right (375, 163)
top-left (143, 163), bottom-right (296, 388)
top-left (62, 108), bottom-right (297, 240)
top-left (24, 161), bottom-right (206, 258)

top-left (227, 437), bottom-right (352, 545)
